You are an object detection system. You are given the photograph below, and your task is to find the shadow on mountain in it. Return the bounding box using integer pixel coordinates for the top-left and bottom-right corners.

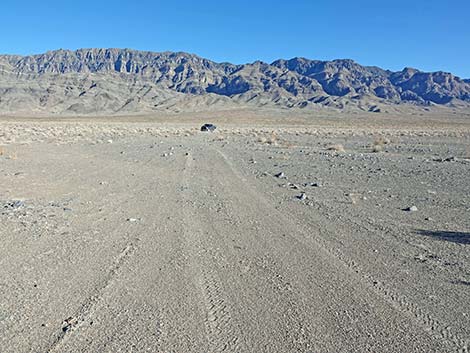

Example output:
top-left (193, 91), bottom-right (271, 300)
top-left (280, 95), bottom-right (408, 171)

top-left (416, 230), bottom-right (470, 245)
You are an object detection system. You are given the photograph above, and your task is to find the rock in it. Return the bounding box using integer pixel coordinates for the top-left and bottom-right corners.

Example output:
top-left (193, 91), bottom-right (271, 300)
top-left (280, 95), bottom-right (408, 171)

top-left (405, 206), bottom-right (418, 212)
top-left (200, 124), bottom-right (217, 132)
top-left (62, 317), bottom-right (78, 332)
top-left (275, 172), bottom-right (286, 179)
top-left (3, 200), bottom-right (25, 209)
top-left (127, 218), bottom-right (139, 222)
top-left (297, 193), bottom-right (307, 201)
top-left (434, 156), bottom-right (456, 162)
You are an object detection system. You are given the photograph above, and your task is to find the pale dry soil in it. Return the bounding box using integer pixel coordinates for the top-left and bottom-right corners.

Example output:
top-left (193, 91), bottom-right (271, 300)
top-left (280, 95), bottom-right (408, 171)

top-left (0, 116), bottom-right (469, 353)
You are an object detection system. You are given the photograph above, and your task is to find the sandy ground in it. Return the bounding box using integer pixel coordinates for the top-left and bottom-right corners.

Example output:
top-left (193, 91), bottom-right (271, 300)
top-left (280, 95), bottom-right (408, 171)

top-left (0, 113), bottom-right (469, 352)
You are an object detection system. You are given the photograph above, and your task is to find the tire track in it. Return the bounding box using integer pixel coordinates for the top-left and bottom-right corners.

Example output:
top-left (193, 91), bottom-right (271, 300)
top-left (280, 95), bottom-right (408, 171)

top-left (202, 174), bottom-right (316, 351)
top-left (46, 239), bottom-right (139, 353)
top-left (198, 258), bottom-right (240, 352)
top-left (215, 147), bottom-right (468, 353)
top-left (333, 249), bottom-right (469, 353)
top-left (180, 152), bottom-right (242, 353)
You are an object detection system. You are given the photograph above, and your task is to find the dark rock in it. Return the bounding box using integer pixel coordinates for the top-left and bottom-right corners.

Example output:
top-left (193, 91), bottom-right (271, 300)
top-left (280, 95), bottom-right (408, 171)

top-left (3, 200), bottom-right (25, 209)
top-left (200, 123), bottom-right (216, 132)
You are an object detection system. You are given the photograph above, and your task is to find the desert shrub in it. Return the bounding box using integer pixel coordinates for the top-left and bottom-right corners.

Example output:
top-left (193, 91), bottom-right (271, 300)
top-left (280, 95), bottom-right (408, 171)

top-left (371, 136), bottom-right (391, 153)
top-left (372, 144), bottom-right (383, 153)
top-left (326, 144), bottom-right (345, 152)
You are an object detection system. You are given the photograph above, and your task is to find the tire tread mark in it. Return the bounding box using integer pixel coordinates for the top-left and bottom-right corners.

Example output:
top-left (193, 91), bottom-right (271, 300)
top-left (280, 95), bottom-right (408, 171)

top-left (182, 152), bottom-right (241, 353)
top-left (46, 241), bottom-right (139, 353)
top-left (215, 147), bottom-right (468, 353)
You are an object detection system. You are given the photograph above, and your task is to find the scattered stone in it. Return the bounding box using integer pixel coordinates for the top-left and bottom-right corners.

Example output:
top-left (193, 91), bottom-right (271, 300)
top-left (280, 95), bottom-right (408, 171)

top-left (107, 139), bottom-right (113, 144)
top-left (127, 218), bottom-right (139, 222)
top-left (62, 317), bottom-right (78, 332)
top-left (3, 200), bottom-right (25, 209)
top-left (405, 206), bottom-right (418, 212)
top-left (275, 172), bottom-right (286, 179)
top-left (434, 156), bottom-right (456, 162)
top-left (415, 254), bottom-right (427, 262)
top-left (297, 193), bottom-right (307, 201)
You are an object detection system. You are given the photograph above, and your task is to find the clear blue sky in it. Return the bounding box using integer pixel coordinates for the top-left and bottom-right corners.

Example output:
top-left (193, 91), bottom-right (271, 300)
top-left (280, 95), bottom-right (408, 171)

top-left (1, 0), bottom-right (469, 78)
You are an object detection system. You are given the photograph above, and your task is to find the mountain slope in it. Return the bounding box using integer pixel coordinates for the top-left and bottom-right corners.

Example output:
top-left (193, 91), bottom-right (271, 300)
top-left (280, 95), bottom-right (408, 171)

top-left (0, 48), bottom-right (469, 114)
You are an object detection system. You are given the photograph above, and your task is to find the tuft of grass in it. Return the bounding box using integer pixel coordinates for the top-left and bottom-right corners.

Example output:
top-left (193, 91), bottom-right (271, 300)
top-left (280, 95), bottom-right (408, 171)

top-left (464, 146), bottom-right (470, 160)
top-left (372, 144), bottom-right (383, 153)
top-left (266, 132), bottom-right (278, 145)
top-left (257, 132), bottom-right (278, 145)
top-left (326, 144), bottom-right (345, 152)
top-left (371, 136), bottom-right (391, 153)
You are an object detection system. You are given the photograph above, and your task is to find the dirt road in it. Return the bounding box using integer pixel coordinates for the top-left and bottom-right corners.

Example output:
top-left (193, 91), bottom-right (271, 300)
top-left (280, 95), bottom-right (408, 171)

top-left (0, 128), bottom-right (468, 352)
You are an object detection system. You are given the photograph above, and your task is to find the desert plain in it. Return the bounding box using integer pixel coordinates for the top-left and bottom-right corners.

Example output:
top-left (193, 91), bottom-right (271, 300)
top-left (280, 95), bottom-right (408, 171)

top-left (0, 109), bottom-right (469, 352)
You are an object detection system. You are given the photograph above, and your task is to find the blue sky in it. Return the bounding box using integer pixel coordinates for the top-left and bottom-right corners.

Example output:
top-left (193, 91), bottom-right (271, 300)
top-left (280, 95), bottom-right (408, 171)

top-left (1, 0), bottom-right (469, 77)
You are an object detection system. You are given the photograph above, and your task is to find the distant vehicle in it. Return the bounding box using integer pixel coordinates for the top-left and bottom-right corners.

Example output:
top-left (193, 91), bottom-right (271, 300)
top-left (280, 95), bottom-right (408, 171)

top-left (200, 123), bottom-right (217, 132)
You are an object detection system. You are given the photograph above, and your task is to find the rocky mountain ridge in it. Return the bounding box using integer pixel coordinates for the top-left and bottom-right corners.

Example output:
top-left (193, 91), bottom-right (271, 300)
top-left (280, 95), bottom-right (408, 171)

top-left (0, 48), bottom-right (469, 114)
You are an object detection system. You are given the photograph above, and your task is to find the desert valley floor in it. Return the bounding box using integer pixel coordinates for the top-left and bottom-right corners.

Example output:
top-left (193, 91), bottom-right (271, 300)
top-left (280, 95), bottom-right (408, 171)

top-left (0, 111), bottom-right (469, 352)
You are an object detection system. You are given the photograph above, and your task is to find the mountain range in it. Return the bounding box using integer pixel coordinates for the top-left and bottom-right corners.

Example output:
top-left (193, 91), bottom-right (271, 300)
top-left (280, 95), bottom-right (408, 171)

top-left (0, 48), bottom-right (469, 115)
